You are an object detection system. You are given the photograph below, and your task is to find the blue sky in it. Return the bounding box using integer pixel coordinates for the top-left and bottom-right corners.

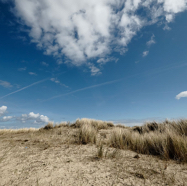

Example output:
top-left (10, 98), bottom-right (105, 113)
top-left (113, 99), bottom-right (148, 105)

top-left (0, 0), bottom-right (187, 128)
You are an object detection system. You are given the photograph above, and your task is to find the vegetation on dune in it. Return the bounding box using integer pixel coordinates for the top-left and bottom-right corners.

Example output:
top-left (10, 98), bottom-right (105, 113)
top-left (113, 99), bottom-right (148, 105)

top-left (110, 120), bottom-right (187, 162)
top-left (0, 118), bottom-right (187, 162)
top-left (70, 118), bottom-right (114, 130)
top-left (77, 123), bottom-right (97, 144)
top-left (1, 118), bottom-right (187, 186)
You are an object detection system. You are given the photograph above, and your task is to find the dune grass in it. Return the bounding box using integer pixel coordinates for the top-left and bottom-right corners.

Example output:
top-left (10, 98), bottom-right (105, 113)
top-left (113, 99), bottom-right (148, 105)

top-left (1, 118), bottom-right (187, 162)
top-left (77, 123), bottom-right (97, 144)
top-left (109, 120), bottom-right (187, 162)
top-left (71, 118), bottom-right (114, 130)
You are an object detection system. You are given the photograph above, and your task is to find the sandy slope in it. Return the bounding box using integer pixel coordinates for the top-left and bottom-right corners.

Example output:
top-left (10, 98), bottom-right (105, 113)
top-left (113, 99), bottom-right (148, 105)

top-left (0, 127), bottom-right (187, 186)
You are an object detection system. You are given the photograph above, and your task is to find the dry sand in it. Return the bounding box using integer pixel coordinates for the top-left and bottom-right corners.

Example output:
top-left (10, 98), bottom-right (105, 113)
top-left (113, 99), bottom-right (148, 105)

top-left (0, 127), bottom-right (187, 186)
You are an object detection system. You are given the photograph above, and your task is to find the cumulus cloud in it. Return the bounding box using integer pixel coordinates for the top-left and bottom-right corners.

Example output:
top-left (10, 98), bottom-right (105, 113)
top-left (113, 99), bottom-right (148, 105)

top-left (176, 91), bottom-right (187, 99)
top-left (4, 0), bottom-right (187, 73)
top-left (146, 34), bottom-right (156, 46)
top-left (19, 112), bottom-right (49, 123)
top-left (0, 80), bottom-right (12, 88)
top-left (0, 106), bottom-right (7, 116)
top-left (0, 105), bottom-right (49, 124)
top-left (143, 50), bottom-right (149, 57)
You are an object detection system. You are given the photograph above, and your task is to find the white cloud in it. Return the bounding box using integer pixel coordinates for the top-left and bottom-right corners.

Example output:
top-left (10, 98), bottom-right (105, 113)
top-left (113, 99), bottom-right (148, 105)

top-left (2, 116), bottom-right (13, 122)
top-left (88, 63), bottom-right (102, 76)
top-left (6, 0), bottom-right (187, 73)
top-left (28, 112), bottom-right (40, 119)
top-left (165, 14), bottom-right (174, 22)
top-left (176, 91), bottom-right (187, 99)
top-left (39, 115), bottom-right (49, 123)
top-left (50, 78), bottom-right (60, 84)
top-left (163, 0), bottom-right (187, 14)
top-left (143, 50), bottom-right (149, 57)
top-left (0, 106), bottom-right (7, 116)
top-left (0, 80), bottom-right (13, 88)
top-left (97, 57), bottom-right (119, 65)
top-left (19, 112), bottom-right (49, 123)
top-left (146, 34), bottom-right (156, 46)
top-left (29, 72), bottom-right (37, 76)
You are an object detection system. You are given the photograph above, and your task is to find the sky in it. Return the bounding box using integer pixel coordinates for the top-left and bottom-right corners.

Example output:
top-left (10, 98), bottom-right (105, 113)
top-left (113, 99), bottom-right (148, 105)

top-left (0, 0), bottom-right (187, 128)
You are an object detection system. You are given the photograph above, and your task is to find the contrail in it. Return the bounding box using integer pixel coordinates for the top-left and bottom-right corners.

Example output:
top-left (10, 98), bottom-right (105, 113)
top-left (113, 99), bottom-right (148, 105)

top-left (0, 78), bottom-right (48, 99)
top-left (41, 61), bottom-right (187, 102)
top-left (43, 78), bottom-right (125, 102)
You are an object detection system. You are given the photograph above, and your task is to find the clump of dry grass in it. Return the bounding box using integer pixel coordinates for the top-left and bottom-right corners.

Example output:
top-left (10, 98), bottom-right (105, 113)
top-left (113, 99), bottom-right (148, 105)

top-left (167, 119), bottom-right (187, 136)
top-left (109, 128), bottom-right (131, 149)
top-left (43, 122), bottom-right (54, 130)
top-left (115, 124), bottom-right (128, 129)
top-left (71, 118), bottom-right (114, 130)
top-left (54, 122), bottom-right (68, 128)
top-left (77, 123), bottom-right (97, 144)
top-left (109, 122), bottom-right (187, 162)
top-left (133, 119), bottom-right (187, 136)
top-left (41, 122), bottom-right (68, 131)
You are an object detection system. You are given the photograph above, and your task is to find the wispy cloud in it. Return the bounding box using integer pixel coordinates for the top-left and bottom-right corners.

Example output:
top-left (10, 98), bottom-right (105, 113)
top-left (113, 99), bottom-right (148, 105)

top-left (0, 80), bottom-right (13, 88)
top-left (97, 57), bottom-right (119, 65)
top-left (146, 34), bottom-right (155, 46)
top-left (41, 62), bottom-right (49, 67)
top-left (29, 72), bottom-right (37, 76)
top-left (5, 0), bottom-right (187, 74)
top-left (142, 50), bottom-right (149, 57)
top-left (88, 63), bottom-right (102, 76)
top-left (50, 78), bottom-right (60, 84)
top-left (50, 78), bottom-right (69, 88)
top-left (163, 24), bottom-right (171, 30)
top-left (176, 91), bottom-right (187, 100)
top-left (17, 35), bottom-right (27, 41)
top-left (18, 67), bottom-right (27, 71)
top-left (0, 78), bottom-right (48, 99)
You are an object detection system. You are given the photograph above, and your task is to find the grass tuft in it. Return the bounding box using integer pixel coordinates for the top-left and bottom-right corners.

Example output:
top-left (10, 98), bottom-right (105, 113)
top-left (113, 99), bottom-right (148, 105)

top-left (43, 122), bottom-right (54, 130)
top-left (77, 123), bottom-right (97, 144)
